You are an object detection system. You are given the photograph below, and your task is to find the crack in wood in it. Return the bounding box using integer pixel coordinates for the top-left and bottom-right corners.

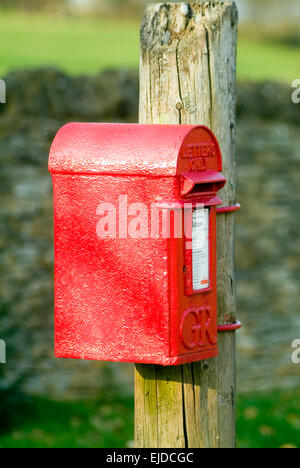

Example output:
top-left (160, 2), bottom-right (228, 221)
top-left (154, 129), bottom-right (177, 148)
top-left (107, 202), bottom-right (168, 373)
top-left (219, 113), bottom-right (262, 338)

top-left (181, 367), bottom-right (189, 448)
top-left (205, 25), bottom-right (213, 129)
top-left (175, 39), bottom-right (183, 124)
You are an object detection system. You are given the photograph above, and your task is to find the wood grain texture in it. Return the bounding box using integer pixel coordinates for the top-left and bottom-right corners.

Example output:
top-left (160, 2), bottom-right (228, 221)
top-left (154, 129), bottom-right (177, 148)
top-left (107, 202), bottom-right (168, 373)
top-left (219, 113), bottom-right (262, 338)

top-left (135, 1), bottom-right (238, 448)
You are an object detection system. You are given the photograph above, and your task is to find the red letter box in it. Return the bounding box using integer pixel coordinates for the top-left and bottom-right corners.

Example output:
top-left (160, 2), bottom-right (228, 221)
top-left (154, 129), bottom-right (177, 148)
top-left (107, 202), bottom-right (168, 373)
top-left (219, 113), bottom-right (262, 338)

top-left (49, 124), bottom-right (226, 365)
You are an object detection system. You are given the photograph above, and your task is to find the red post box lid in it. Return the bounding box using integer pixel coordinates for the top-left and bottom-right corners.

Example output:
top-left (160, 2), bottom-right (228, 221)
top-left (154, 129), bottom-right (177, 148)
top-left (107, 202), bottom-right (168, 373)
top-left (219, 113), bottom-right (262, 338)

top-left (49, 123), bottom-right (223, 177)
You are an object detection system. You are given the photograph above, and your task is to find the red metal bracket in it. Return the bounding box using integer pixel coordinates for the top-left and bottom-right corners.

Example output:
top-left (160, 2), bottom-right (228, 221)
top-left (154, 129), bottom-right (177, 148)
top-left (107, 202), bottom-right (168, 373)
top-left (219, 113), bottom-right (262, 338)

top-left (217, 203), bottom-right (241, 214)
top-left (218, 321), bottom-right (242, 332)
top-left (216, 204), bottom-right (241, 330)
top-left (216, 204), bottom-right (241, 331)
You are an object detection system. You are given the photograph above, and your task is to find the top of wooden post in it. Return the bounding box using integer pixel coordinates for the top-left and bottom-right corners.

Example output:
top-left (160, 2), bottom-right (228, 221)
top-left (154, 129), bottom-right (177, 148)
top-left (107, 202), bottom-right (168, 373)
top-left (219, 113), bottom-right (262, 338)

top-left (140, 1), bottom-right (238, 207)
top-left (141, 2), bottom-right (238, 50)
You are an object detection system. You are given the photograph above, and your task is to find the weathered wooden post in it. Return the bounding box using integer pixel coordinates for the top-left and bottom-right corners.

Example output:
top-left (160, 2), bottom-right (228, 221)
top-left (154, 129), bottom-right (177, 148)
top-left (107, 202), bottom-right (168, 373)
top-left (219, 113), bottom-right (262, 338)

top-left (135, 2), bottom-right (238, 448)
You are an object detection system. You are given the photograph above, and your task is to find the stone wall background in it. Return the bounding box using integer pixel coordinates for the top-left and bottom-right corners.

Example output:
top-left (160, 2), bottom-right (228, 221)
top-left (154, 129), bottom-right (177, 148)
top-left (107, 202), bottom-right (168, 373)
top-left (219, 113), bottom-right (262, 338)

top-left (0, 68), bottom-right (299, 399)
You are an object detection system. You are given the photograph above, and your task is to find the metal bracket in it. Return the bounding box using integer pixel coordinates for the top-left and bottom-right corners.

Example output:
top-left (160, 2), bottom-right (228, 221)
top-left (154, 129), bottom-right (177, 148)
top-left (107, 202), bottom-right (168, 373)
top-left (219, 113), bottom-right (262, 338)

top-left (217, 203), bottom-right (241, 214)
top-left (218, 321), bottom-right (242, 332)
top-left (217, 203), bottom-right (241, 331)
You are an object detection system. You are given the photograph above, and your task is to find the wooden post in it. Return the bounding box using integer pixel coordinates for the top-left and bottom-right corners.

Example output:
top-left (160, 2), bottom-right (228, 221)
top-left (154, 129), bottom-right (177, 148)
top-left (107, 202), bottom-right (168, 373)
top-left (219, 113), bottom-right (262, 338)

top-left (135, 2), bottom-right (238, 448)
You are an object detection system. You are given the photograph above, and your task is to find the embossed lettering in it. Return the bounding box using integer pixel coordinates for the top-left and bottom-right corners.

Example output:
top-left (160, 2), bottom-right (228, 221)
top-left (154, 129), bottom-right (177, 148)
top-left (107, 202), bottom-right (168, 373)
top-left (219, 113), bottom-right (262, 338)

top-left (183, 143), bottom-right (216, 160)
top-left (180, 306), bottom-right (217, 351)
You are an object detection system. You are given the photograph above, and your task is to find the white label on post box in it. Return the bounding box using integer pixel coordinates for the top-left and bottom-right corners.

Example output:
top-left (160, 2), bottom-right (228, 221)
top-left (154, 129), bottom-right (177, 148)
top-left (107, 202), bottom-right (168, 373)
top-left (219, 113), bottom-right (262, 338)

top-left (192, 208), bottom-right (210, 291)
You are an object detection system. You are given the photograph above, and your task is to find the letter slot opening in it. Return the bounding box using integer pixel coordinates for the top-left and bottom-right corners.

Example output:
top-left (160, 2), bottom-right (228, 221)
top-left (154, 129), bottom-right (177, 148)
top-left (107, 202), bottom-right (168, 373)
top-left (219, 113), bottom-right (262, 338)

top-left (181, 172), bottom-right (226, 197)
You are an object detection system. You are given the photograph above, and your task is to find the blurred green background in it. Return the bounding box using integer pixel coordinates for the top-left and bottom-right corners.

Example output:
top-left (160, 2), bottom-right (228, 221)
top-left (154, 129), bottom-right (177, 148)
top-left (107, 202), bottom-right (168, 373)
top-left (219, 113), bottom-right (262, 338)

top-left (0, 7), bottom-right (300, 82)
top-left (0, 0), bottom-right (300, 449)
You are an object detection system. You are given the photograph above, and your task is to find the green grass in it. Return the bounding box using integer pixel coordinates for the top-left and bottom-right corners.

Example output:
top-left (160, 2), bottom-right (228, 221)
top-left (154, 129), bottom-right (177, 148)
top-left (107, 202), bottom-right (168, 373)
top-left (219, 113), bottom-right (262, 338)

top-left (237, 391), bottom-right (300, 449)
top-left (0, 10), bottom-right (140, 76)
top-left (0, 10), bottom-right (300, 83)
top-left (237, 37), bottom-right (300, 82)
top-left (0, 390), bottom-right (299, 448)
top-left (0, 393), bottom-right (134, 449)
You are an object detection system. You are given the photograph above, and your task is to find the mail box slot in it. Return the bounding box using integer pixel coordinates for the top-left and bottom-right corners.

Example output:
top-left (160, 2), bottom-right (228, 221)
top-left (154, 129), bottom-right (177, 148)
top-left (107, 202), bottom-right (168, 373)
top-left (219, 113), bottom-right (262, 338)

top-left (49, 123), bottom-right (226, 366)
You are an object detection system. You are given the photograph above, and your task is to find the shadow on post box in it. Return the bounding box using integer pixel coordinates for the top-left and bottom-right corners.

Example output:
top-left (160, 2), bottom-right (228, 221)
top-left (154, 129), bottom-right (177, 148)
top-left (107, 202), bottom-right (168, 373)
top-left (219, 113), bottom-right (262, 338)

top-left (49, 124), bottom-right (226, 366)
